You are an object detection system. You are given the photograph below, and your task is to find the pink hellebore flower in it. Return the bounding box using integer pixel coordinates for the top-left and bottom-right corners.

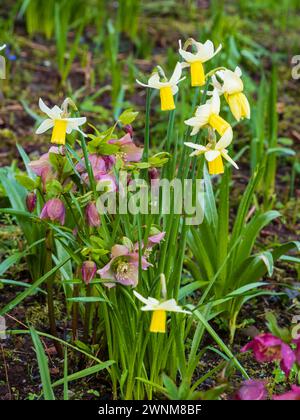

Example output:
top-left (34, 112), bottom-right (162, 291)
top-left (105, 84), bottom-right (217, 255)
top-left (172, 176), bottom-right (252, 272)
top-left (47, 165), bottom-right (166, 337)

top-left (147, 232), bottom-right (166, 249)
top-left (76, 153), bottom-right (115, 184)
top-left (273, 385), bottom-right (300, 400)
top-left (40, 198), bottom-right (65, 225)
top-left (81, 261), bottom-right (97, 285)
top-left (85, 202), bottom-right (100, 227)
top-left (96, 173), bottom-right (117, 193)
top-left (29, 146), bottom-right (61, 189)
top-left (109, 133), bottom-right (143, 162)
top-left (235, 380), bottom-right (267, 400)
top-left (241, 333), bottom-right (296, 376)
top-left (98, 243), bottom-right (151, 289)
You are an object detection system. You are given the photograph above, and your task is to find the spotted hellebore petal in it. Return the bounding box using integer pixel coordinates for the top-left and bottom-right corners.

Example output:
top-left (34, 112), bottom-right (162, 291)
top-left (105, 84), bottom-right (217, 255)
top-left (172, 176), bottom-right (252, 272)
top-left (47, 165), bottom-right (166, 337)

top-left (241, 333), bottom-right (296, 376)
top-left (40, 198), bottom-right (65, 225)
top-left (235, 380), bottom-right (267, 401)
top-left (273, 385), bottom-right (300, 400)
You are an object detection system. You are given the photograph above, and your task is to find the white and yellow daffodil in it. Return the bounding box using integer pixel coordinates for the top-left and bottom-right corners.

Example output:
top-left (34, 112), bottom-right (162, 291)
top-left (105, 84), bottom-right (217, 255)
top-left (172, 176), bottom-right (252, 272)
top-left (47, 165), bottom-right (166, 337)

top-left (36, 98), bottom-right (87, 145)
top-left (179, 38), bottom-right (222, 87)
top-left (185, 88), bottom-right (230, 136)
top-left (133, 274), bottom-right (191, 333)
top-left (136, 63), bottom-right (185, 111)
top-left (184, 127), bottom-right (238, 175)
top-left (212, 66), bottom-right (250, 121)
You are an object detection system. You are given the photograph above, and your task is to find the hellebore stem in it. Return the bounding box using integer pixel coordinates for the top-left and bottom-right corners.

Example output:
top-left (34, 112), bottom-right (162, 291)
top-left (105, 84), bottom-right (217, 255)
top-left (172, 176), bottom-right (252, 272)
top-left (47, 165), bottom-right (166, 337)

top-left (45, 229), bottom-right (63, 358)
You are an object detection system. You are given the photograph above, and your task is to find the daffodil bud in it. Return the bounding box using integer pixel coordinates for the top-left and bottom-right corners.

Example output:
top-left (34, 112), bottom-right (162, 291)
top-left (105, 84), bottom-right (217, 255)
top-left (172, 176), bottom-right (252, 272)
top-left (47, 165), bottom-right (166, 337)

top-left (85, 202), bottom-right (100, 227)
top-left (40, 198), bottom-right (65, 225)
top-left (26, 192), bottom-right (37, 213)
top-left (81, 261), bottom-right (97, 285)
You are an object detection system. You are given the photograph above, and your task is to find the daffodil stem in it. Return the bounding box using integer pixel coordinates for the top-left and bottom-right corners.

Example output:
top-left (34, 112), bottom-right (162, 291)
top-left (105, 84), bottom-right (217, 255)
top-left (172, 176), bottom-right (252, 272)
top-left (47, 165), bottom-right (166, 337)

top-left (142, 88), bottom-right (151, 170)
top-left (45, 230), bottom-right (63, 358)
top-left (83, 284), bottom-right (92, 343)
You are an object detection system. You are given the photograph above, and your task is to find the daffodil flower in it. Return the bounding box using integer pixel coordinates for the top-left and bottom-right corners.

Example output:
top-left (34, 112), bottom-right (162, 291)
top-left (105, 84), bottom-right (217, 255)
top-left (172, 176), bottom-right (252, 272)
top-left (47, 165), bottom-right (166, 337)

top-left (212, 67), bottom-right (250, 121)
top-left (133, 274), bottom-right (191, 333)
top-left (36, 98), bottom-right (87, 145)
top-left (184, 127), bottom-right (238, 175)
top-left (179, 38), bottom-right (222, 87)
top-left (0, 44), bottom-right (6, 52)
top-left (185, 88), bottom-right (230, 136)
top-left (136, 63), bottom-right (185, 111)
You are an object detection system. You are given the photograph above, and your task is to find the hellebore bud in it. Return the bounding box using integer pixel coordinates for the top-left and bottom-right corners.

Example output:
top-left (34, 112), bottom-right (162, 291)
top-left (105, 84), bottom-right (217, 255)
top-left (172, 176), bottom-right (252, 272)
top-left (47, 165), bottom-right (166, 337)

top-left (85, 202), bottom-right (100, 227)
top-left (81, 260), bottom-right (97, 285)
top-left (26, 192), bottom-right (37, 213)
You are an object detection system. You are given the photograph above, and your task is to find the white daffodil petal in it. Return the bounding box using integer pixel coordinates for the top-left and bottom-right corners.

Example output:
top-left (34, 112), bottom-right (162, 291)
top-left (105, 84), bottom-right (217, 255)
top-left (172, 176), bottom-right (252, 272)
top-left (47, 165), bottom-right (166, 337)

top-left (211, 75), bottom-right (223, 93)
top-left (169, 62), bottom-right (183, 85)
top-left (0, 44), bottom-right (6, 51)
top-left (216, 127), bottom-right (233, 150)
top-left (147, 72), bottom-right (161, 89)
top-left (235, 66), bottom-right (242, 78)
top-left (221, 150), bottom-right (239, 169)
top-left (205, 150), bottom-right (221, 162)
top-left (179, 48), bottom-right (199, 63)
top-left (210, 89), bottom-right (221, 114)
top-left (39, 98), bottom-right (61, 120)
top-left (171, 85), bottom-right (178, 95)
top-left (133, 291), bottom-right (151, 306)
top-left (136, 79), bottom-right (150, 88)
top-left (35, 118), bottom-right (55, 134)
top-left (184, 142), bottom-right (207, 151)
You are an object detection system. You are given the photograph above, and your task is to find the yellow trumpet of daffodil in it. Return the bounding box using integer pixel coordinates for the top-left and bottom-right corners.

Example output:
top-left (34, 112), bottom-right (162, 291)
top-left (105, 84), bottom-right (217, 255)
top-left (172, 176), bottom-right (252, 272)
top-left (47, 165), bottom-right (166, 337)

top-left (179, 38), bottom-right (222, 87)
top-left (185, 88), bottom-right (231, 136)
top-left (136, 63), bottom-right (185, 111)
top-left (133, 274), bottom-right (191, 333)
top-left (212, 66), bottom-right (250, 121)
top-left (36, 98), bottom-right (87, 145)
top-left (184, 127), bottom-right (238, 175)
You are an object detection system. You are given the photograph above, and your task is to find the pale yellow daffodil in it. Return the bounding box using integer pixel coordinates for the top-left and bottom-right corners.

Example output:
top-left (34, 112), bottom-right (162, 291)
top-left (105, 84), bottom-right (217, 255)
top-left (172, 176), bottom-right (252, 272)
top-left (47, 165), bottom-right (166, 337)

top-left (185, 88), bottom-right (231, 136)
top-left (212, 66), bottom-right (250, 121)
top-left (133, 274), bottom-right (191, 333)
top-left (36, 98), bottom-right (87, 145)
top-left (136, 63), bottom-right (185, 111)
top-left (184, 127), bottom-right (238, 175)
top-left (179, 38), bottom-right (222, 87)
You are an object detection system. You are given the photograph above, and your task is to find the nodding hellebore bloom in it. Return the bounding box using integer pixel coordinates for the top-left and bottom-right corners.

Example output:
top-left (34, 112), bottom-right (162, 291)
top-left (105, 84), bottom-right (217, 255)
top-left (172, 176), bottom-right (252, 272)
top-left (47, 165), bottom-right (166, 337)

top-left (179, 38), bottom-right (222, 87)
top-left (212, 66), bottom-right (250, 121)
top-left (185, 88), bottom-right (231, 136)
top-left (185, 127), bottom-right (238, 175)
top-left (98, 234), bottom-right (164, 289)
top-left (136, 62), bottom-right (185, 111)
top-left (28, 146), bottom-right (62, 190)
top-left (241, 333), bottom-right (296, 376)
top-left (133, 274), bottom-right (191, 333)
top-left (109, 133), bottom-right (143, 162)
top-left (36, 98), bottom-right (86, 145)
top-left (40, 198), bottom-right (65, 225)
